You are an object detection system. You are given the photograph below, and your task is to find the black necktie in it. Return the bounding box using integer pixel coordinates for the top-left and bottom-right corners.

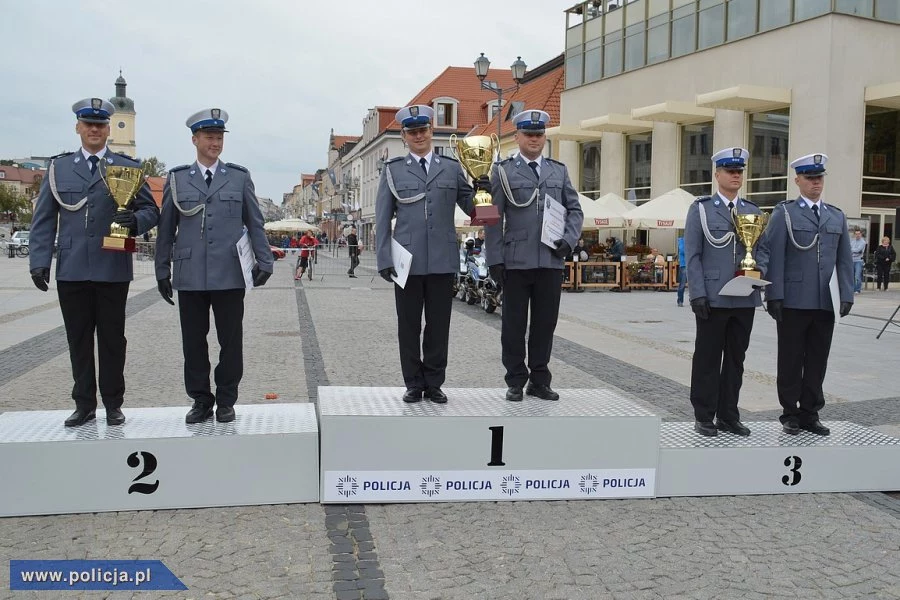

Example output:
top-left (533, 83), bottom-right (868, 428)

top-left (812, 204), bottom-right (819, 222)
top-left (528, 161), bottom-right (539, 178)
top-left (727, 201), bottom-right (734, 211)
top-left (88, 155), bottom-right (99, 175)
top-left (205, 169), bottom-right (213, 187)
top-left (418, 157), bottom-right (427, 175)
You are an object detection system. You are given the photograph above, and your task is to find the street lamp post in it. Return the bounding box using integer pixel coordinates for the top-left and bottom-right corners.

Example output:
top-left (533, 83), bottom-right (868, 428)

top-left (474, 53), bottom-right (527, 159)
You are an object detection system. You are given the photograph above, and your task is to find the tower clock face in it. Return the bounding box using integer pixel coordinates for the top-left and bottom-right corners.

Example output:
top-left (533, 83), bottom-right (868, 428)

top-left (117, 121), bottom-right (126, 129)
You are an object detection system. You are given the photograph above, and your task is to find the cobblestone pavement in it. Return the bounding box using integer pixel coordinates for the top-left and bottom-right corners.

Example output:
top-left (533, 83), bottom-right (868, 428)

top-left (1, 256), bottom-right (900, 599)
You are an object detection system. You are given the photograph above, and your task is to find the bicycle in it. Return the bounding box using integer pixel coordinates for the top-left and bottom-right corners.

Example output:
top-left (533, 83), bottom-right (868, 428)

top-left (0, 240), bottom-right (29, 258)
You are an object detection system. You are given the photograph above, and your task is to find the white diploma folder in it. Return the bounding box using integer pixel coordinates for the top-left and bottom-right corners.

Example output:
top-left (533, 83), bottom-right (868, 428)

top-left (540, 193), bottom-right (566, 249)
top-left (718, 275), bottom-right (770, 297)
top-left (829, 267), bottom-right (840, 323)
top-left (236, 229), bottom-right (254, 290)
top-left (390, 238), bottom-right (412, 290)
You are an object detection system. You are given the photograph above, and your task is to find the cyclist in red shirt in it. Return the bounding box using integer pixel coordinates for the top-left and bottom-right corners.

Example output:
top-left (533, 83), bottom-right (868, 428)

top-left (295, 230), bottom-right (318, 281)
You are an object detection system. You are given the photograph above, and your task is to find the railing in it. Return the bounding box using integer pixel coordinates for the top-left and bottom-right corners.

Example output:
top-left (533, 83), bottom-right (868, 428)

top-left (562, 258), bottom-right (679, 292)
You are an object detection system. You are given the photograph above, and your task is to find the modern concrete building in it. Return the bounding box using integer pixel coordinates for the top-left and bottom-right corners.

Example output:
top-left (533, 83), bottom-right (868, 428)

top-left (554, 0), bottom-right (900, 247)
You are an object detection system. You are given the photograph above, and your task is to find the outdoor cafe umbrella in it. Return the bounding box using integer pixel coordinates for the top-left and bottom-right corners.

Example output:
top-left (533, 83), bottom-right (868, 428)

top-left (623, 188), bottom-right (696, 229)
top-left (263, 218), bottom-right (320, 233)
top-left (580, 192), bottom-right (633, 230)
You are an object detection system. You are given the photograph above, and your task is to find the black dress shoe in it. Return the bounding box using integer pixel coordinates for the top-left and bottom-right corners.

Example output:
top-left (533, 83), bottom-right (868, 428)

top-left (694, 421), bottom-right (718, 436)
top-left (782, 419), bottom-right (800, 435)
top-left (425, 388), bottom-right (448, 404)
top-left (402, 388), bottom-right (423, 403)
top-left (185, 402), bottom-right (214, 424)
top-left (64, 408), bottom-right (96, 427)
top-left (716, 419), bottom-right (750, 436)
top-left (506, 386), bottom-right (524, 402)
top-left (215, 406), bottom-right (236, 423)
top-left (525, 383), bottom-right (559, 401)
top-left (106, 407), bottom-right (126, 426)
top-left (800, 420), bottom-right (830, 436)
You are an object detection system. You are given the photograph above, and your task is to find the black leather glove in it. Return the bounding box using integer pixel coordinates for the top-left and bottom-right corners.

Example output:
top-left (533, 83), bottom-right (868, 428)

top-left (552, 239), bottom-right (571, 259)
top-left (840, 301), bottom-right (852, 318)
top-left (379, 267), bottom-right (397, 283)
top-left (489, 264), bottom-right (505, 289)
top-left (474, 175), bottom-right (491, 192)
top-left (690, 297), bottom-right (710, 320)
top-left (30, 267), bottom-right (49, 292)
top-left (252, 267), bottom-right (271, 287)
top-left (766, 299), bottom-right (783, 322)
top-left (157, 278), bottom-right (174, 305)
top-left (112, 209), bottom-right (137, 233)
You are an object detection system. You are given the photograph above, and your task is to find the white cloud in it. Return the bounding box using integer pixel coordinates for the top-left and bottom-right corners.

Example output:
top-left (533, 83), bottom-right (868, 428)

top-left (0, 0), bottom-right (567, 201)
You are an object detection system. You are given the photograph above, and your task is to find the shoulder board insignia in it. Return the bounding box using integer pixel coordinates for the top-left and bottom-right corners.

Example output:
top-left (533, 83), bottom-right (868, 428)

top-left (544, 157), bottom-right (563, 165)
top-left (440, 154), bottom-right (458, 162)
top-left (169, 164), bottom-right (191, 172)
top-left (827, 203), bottom-right (844, 213)
top-left (50, 151), bottom-right (74, 160)
top-left (225, 162), bottom-right (248, 172)
top-left (115, 151), bottom-right (135, 161)
top-left (741, 197), bottom-right (759, 207)
top-left (385, 156), bottom-right (403, 164)
top-left (694, 196), bottom-right (712, 203)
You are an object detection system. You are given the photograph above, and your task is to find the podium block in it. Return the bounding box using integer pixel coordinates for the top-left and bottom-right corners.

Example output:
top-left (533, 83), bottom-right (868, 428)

top-left (0, 403), bottom-right (319, 516)
top-left (657, 421), bottom-right (900, 497)
top-left (318, 387), bottom-right (660, 502)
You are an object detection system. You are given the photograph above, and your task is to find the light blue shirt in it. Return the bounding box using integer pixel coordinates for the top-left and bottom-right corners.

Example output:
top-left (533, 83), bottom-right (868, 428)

top-left (849, 236), bottom-right (866, 262)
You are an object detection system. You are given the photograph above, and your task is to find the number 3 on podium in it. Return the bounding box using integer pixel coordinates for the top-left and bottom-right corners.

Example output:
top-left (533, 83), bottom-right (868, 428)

top-left (782, 455), bottom-right (802, 486)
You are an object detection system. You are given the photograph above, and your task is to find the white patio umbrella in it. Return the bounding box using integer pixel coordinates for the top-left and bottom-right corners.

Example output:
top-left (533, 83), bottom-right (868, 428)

top-left (623, 188), bottom-right (696, 229)
top-left (263, 218), bottom-right (320, 233)
top-left (580, 192), bottom-right (633, 230)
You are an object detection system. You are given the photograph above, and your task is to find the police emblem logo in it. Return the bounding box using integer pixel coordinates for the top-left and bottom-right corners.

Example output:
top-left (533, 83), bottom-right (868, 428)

top-left (410, 106), bottom-right (419, 117)
top-left (91, 98), bottom-right (102, 110)
top-left (814, 154), bottom-right (823, 164)
top-left (732, 148), bottom-right (742, 158)
top-left (211, 108), bottom-right (221, 120)
top-left (531, 111), bottom-right (540, 122)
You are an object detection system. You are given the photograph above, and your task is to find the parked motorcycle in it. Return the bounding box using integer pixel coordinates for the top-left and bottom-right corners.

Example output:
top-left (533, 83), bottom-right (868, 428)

top-left (463, 250), bottom-right (486, 305)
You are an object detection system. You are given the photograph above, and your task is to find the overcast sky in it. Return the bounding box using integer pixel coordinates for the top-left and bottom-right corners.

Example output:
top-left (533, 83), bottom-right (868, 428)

top-left (0, 1), bottom-right (568, 203)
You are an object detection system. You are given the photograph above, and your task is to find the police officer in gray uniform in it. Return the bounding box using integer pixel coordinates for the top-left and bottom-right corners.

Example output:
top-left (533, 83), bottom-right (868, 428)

top-left (684, 148), bottom-right (761, 437)
top-left (30, 98), bottom-right (159, 427)
top-left (155, 108), bottom-right (273, 424)
top-left (375, 105), bottom-right (475, 403)
top-left (485, 110), bottom-right (583, 402)
top-left (756, 153), bottom-right (853, 436)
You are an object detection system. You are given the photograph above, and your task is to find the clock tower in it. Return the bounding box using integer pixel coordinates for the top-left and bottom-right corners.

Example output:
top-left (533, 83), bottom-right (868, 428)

top-left (107, 70), bottom-right (137, 157)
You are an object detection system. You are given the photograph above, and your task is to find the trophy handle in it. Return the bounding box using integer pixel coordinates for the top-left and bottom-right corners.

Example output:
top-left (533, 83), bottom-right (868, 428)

top-left (490, 133), bottom-right (500, 162)
top-left (448, 134), bottom-right (459, 161)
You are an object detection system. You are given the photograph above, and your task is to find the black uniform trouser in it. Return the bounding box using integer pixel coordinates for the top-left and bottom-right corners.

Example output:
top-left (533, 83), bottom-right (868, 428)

top-left (689, 307), bottom-right (754, 422)
top-left (57, 281), bottom-right (129, 411)
top-left (776, 308), bottom-right (834, 424)
top-left (178, 289), bottom-right (245, 407)
top-left (501, 268), bottom-right (564, 388)
top-left (394, 273), bottom-right (454, 390)
top-left (876, 263), bottom-right (891, 289)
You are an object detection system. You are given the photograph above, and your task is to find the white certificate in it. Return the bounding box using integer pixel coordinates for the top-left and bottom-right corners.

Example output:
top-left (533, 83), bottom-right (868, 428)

top-left (390, 237), bottom-right (412, 290)
top-left (540, 193), bottom-right (566, 249)
top-left (829, 267), bottom-right (840, 323)
top-left (236, 229), bottom-right (254, 290)
top-left (718, 275), bottom-right (770, 297)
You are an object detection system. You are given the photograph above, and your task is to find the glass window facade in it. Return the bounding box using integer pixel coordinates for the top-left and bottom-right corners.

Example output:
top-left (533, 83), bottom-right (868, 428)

top-left (581, 141), bottom-right (603, 199)
top-left (626, 133), bottom-right (653, 202)
top-left (795, 0), bottom-right (830, 20)
top-left (624, 22), bottom-right (646, 70)
top-left (566, 50), bottom-right (583, 88)
top-left (647, 13), bottom-right (669, 64)
top-left (862, 107), bottom-right (900, 208)
top-left (876, 0), bottom-right (900, 21)
top-left (680, 122), bottom-right (714, 197)
top-left (747, 108), bottom-right (790, 208)
top-left (727, 0), bottom-right (757, 39)
top-left (604, 30), bottom-right (623, 76)
top-left (698, 0), bottom-right (725, 49)
top-left (759, 0), bottom-right (791, 31)
top-left (584, 38), bottom-right (602, 83)
top-left (671, 5), bottom-right (696, 57)
top-left (836, 0), bottom-right (874, 17)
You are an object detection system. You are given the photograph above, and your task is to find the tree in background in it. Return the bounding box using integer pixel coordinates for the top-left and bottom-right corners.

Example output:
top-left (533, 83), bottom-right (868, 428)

top-left (0, 185), bottom-right (30, 226)
top-left (140, 156), bottom-right (167, 177)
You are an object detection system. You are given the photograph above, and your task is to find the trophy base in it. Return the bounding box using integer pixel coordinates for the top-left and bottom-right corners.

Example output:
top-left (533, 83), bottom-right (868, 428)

top-left (735, 269), bottom-right (761, 279)
top-left (470, 204), bottom-right (500, 227)
top-left (102, 236), bottom-right (136, 253)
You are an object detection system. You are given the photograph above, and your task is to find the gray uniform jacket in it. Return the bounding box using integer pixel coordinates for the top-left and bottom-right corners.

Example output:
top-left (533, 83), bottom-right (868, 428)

top-left (484, 156), bottom-right (583, 270)
top-left (684, 195), bottom-right (762, 308)
top-left (30, 150), bottom-right (158, 282)
top-left (375, 154), bottom-right (475, 276)
top-left (155, 162), bottom-right (273, 291)
top-left (756, 198), bottom-right (853, 310)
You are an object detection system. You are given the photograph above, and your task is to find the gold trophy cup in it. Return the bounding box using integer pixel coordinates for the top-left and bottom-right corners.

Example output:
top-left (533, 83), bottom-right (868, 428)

top-left (732, 210), bottom-right (770, 278)
top-left (449, 133), bottom-right (500, 226)
top-left (100, 165), bottom-right (145, 252)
